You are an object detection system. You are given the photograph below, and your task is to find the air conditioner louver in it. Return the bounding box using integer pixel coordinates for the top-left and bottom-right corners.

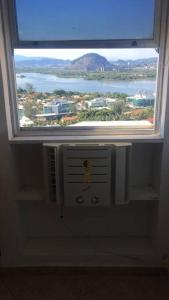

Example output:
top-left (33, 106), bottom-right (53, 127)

top-left (43, 147), bottom-right (57, 203)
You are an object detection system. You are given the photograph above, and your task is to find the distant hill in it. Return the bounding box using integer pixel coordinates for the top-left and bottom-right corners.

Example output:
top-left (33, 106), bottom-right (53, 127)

top-left (110, 57), bottom-right (158, 69)
top-left (15, 55), bottom-right (29, 62)
top-left (70, 53), bottom-right (112, 71)
top-left (14, 53), bottom-right (157, 71)
top-left (14, 55), bottom-right (48, 62)
top-left (15, 56), bottom-right (71, 68)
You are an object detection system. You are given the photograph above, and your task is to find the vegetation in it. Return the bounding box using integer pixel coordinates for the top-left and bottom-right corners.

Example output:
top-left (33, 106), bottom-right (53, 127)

top-left (24, 99), bottom-right (43, 118)
top-left (78, 106), bottom-right (153, 123)
top-left (16, 67), bottom-right (157, 81)
top-left (124, 107), bottom-right (154, 121)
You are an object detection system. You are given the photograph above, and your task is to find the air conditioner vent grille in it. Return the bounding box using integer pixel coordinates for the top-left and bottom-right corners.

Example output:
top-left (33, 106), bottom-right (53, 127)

top-left (47, 148), bottom-right (56, 202)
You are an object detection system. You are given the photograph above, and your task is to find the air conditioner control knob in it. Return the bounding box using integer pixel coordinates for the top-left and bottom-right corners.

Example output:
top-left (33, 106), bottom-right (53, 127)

top-left (91, 196), bottom-right (99, 205)
top-left (76, 196), bottom-right (84, 205)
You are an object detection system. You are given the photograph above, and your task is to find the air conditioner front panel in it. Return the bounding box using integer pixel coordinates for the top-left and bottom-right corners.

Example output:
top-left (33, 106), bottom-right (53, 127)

top-left (62, 145), bottom-right (113, 206)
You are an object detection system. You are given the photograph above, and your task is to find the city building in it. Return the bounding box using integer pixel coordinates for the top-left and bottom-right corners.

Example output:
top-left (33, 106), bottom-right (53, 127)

top-left (87, 98), bottom-right (117, 109)
top-left (18, 104), bottom-right (24, 120)
top-left (36, 99), bottom-right (76, 120)
top-left (127, 94), bottom-right (155, 107)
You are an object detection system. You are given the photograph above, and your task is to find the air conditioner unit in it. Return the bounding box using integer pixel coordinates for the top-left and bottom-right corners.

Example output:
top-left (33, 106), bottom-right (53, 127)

top-left (43, 143), bottom-right (132, 207)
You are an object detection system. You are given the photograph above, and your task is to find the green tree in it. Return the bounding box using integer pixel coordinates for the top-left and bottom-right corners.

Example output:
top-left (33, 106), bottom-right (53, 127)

top-left (17, 88), bottom-right (27, 93)
top-left (24, 99), bottom-right (43, 118)
top-left (25, 83), bottom-right (35, 93)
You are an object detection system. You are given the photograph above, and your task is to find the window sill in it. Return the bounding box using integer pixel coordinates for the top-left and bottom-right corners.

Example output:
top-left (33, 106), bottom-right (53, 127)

top-left (9, 133), bottom-right (164, 144)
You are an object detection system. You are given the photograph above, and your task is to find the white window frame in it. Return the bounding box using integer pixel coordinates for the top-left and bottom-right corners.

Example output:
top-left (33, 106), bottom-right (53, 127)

top-left (0, 0), bottom-right (168, 142)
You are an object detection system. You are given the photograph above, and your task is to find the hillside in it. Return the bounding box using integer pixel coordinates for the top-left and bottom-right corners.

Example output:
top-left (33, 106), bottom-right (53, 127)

top-left (15, 56), bottom-right (71, 68)
top-left (15, 53), bottom-right (157, 72)
top-left (14, 53), bottom-right (157, 81)
top-left (110, 57), bottom-right (158, 69)
top-left (70, 53), bottom-right (112, 71)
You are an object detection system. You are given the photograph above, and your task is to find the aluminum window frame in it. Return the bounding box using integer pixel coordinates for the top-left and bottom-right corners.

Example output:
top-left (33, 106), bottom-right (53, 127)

top-left (0, 0), bottom-right (168, 141)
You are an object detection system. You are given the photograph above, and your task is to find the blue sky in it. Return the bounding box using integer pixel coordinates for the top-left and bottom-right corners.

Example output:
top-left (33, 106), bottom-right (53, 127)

top-left (14, 49), bottom-right (158, 61)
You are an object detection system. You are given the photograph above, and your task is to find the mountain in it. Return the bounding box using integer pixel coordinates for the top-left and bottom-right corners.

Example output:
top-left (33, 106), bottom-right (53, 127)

top-left (15, 53), bottom-right (112, 71)
top-left (15, 56), bottom-right (71, 68)
top-left (14, 55), bottom-right (29, 62)
top-left (14, 55), bottom-right (48, 62)
top-left (70, 53), bottom-right (112, 71)
top-left (110, 57), bottom-right (158, 69)
top-left (14, 53), bottom-right (157, 71)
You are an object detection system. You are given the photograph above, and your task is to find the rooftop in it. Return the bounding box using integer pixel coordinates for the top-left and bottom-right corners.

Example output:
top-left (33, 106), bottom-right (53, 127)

top-left (70, 120), bottom-right (153, 127)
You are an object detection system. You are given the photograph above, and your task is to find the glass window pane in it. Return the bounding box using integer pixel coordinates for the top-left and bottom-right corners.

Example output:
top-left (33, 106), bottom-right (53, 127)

top-left (15, 0), bottom-right (155, 41)
top-left (14, 48), bottom-right (158, 129)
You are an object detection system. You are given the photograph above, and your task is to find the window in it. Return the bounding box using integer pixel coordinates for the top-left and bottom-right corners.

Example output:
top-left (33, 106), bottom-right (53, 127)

top-left (15, 0), bottom-right (156, 42)
top-left (0, 0), bottom-right (167, 138)
top-left (14, 48), bottom-right (158, 129)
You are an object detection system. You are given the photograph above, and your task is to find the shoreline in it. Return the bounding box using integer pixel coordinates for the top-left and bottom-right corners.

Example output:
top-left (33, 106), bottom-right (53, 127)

top-left (15, 70), bottom-right (156, 82)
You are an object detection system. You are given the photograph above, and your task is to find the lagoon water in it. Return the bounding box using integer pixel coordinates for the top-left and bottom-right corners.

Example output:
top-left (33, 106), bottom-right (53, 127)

top-left (16, 72), bottom-right (156, 95)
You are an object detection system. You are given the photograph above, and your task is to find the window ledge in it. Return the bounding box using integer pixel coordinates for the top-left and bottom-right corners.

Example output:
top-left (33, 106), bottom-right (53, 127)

top-left (9, 134), bottom-right (164, 144)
